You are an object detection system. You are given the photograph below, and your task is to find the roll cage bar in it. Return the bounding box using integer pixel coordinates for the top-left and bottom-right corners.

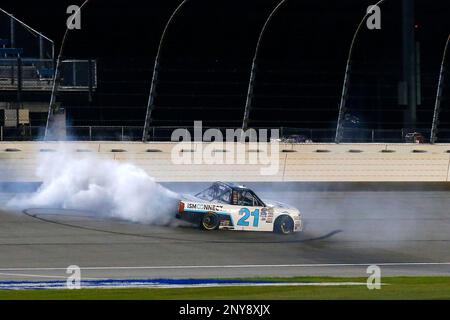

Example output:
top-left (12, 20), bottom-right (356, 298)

top-left (195, 182), bottom-right (266, 207)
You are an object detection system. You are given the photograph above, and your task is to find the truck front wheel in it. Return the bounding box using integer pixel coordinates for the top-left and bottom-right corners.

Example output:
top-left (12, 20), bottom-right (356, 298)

top-left (274, 216), bottom-right (294, 235)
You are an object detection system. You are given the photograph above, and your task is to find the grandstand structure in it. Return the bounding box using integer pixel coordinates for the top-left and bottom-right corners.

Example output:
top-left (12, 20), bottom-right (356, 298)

top-left (0, 0), bottom-right (449, 142)
top-left (0, 7), bottom-right (97, 140)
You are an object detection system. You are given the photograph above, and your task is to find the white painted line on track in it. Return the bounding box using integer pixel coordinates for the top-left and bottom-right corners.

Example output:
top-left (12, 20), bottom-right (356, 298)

top-left (0, 262), bottom-right (449, 271)
top-left (0, 282), bottom-right (381, 290)
top-left (149, 282), bottom-right (385, 288)
top-left (0, 272), bottom-right (100, 280)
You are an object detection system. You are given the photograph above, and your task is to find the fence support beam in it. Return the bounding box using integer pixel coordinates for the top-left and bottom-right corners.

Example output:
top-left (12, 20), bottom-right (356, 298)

top-left (143, 0), bottom-right (191, 142)
top-left (430, 35), bottom-right (450, 144)
top-left (45, 1), bottom-right (90, 140)
top-left (242, 0), bottom-right (288, 132)
top-left (16, 54), bottom-right (23, 131)
top-left (335, 0), bottom-right (387, 143)
top-left (88, 59), bottom-right (93, 103)
top-left (10, 15), bottom-right (15, 48)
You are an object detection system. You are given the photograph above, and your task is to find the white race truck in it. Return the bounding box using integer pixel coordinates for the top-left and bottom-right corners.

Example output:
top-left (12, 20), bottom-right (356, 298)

top-left (177, 182), bottom-right (303, 235)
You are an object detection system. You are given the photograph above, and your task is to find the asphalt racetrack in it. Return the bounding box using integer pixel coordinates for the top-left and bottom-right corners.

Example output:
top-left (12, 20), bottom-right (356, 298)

top-left (0, 183), bottom-right (450, 282)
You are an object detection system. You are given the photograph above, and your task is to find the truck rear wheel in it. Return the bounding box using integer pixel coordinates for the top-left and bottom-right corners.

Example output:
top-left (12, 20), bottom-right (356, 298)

top-left (201, 212), bottom-right (220, 231)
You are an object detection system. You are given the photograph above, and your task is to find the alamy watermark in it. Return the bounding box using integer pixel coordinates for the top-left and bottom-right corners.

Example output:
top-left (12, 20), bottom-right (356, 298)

top-left (171, 121), bottom-right (281, 176)
top-left (66, 265), bottom-right (81, 289)
top-left (67, 5), bottom-right (82, 30)
top-left (366, 265), bottom-right (382, 290)
top-left (64, 4), bottom-right (380, 34)
top-left (367, 5), bottom-right (382, 30)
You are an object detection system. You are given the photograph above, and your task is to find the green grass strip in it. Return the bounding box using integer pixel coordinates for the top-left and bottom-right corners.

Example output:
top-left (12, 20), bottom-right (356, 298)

top-left (0, 277), bottom-right (449, 300)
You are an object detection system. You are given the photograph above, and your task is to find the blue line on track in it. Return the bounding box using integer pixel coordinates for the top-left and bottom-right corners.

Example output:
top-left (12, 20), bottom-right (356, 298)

top-left (0, 278), bottom-right (279, 290)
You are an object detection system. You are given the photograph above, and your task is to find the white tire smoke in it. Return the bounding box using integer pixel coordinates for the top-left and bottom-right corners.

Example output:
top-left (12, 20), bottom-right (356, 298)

top-left (7, 151), bottom-right (179, 225)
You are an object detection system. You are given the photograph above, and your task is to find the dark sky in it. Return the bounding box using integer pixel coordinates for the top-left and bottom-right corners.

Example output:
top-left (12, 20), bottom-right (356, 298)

top-left (2, 0), bottom-right (447, 61)
top-left (1, 0), bottom-right (450, 132)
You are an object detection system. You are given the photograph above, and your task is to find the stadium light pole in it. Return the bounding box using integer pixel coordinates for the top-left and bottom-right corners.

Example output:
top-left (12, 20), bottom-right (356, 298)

top-left (430, 34), bottom-right (450, 144)
top-left (142, 0), bottom-right (191, 142)
top-left (45, 0), bottom-right (90, 140)
top-left (241, 0), bottom-right (288, 132)
top-left (334, 0), bottom-right (386, 144)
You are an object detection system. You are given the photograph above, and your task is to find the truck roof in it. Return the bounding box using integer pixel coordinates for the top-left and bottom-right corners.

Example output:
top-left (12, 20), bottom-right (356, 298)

top-left (215, 181), bottom-right (249, 191)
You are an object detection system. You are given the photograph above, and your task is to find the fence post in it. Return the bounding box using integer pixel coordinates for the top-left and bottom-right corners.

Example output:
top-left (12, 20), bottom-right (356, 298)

top-left (121, 126), bottom-right (124, 141)
top-left (72, 61), bottom-right (77, 86)
top-left (10, 59), bottom-right (15, 85)
top-left (88, 59), bottom-right (93, 103)
top-left (10, 15), bottom-right (15, 48)
top-left (1, 126), bottom-right (3, 141)
top-left (16, 54), bottom-right (22, 130)
top-left (39, 36), bottom-right (44, 60)
top-left (89, 126), bottom-right (92, 141)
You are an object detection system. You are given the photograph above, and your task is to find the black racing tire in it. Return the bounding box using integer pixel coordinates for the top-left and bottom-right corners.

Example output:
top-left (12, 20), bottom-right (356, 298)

top-left (274, 215), bottom-right (295, 235)
top-left (201, 212), bottom-right (220, 231)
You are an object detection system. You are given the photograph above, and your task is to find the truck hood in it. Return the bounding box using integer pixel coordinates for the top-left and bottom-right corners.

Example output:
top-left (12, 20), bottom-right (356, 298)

top-left (263, 199), bottom-right (298, 211)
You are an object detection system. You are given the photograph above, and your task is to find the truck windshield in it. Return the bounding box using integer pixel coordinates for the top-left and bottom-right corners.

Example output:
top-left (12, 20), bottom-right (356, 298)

top-left (195, 184), bottom-right (233, 204)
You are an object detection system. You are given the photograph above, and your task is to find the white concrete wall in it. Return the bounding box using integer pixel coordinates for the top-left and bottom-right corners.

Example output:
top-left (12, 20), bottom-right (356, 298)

top-left (1, 142), bottom-right (450, 182)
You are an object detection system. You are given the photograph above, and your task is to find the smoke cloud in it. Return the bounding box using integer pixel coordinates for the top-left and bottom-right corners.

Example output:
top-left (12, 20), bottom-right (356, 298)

top-left (7, 151), bottom-right (180, 225)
